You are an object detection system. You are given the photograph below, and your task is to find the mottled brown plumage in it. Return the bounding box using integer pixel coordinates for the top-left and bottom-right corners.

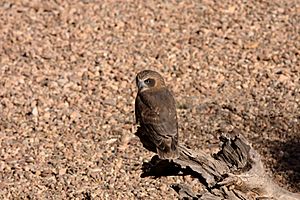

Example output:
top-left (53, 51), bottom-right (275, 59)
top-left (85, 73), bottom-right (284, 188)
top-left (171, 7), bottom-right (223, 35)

top-left (135, 70), bottom-right (179, 159)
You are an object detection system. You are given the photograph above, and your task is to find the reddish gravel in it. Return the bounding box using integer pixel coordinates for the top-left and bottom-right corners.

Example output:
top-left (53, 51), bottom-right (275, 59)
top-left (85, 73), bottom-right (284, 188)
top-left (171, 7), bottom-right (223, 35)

top-left (0, 0), bottom-right (299, 199)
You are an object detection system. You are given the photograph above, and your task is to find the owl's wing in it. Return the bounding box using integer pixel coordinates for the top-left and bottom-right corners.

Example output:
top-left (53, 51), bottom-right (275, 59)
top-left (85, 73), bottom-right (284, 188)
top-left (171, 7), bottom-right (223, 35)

top-left (135, 87), bottom-right (178, 154)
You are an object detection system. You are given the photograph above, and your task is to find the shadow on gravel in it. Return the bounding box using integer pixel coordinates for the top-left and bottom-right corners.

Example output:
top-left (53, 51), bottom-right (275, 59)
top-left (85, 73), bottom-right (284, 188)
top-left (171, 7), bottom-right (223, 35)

top-left (269, 138), bottom-right (300, 192)
top-left (140, 155), bottom-right (182, 178)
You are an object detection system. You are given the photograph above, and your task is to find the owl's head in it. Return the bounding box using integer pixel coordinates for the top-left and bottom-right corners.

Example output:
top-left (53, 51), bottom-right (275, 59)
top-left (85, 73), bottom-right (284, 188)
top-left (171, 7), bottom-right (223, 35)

top-left (136, 70), bottom-right (166, 92)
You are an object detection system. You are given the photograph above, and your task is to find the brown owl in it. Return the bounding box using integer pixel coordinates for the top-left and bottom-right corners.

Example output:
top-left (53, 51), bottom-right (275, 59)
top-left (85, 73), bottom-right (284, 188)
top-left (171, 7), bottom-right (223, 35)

top-left (135, 70), bottom-right (179, 160)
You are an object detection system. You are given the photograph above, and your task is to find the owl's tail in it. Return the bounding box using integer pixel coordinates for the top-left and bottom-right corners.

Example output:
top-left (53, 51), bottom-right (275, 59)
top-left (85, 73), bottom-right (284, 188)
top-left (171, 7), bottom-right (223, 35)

top-left (157, 145), bottom-right (179, 160)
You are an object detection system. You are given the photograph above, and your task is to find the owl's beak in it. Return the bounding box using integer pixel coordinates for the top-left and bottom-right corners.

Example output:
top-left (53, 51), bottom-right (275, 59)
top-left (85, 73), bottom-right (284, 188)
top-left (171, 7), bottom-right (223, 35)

top-left (138, 81), bottom-right (146, 90)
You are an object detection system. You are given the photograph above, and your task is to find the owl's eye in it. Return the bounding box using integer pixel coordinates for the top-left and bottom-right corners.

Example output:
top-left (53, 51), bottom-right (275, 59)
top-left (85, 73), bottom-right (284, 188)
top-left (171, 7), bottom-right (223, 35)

top-left (144, 78), bottom-right (155, 87)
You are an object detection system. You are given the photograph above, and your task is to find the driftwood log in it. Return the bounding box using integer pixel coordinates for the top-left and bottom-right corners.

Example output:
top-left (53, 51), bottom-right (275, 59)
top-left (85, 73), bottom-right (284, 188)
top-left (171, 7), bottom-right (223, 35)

top-left (135, 130), bottom-right (300, 200)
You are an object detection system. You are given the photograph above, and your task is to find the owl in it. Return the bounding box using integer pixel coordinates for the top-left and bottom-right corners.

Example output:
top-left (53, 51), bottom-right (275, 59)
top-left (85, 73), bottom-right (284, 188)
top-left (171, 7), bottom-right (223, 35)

top-left (135, 70), bottom-right (179, 160)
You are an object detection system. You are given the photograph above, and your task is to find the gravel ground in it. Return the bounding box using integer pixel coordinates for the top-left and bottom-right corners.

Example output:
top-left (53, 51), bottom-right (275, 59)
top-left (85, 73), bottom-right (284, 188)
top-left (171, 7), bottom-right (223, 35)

top-left (0, 0), bottom-right (299, 199)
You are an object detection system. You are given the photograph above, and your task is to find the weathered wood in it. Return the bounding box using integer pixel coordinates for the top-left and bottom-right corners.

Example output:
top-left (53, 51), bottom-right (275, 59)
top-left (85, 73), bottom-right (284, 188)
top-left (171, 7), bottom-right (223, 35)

top-left (136, 130), bottom-right (300, 200)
